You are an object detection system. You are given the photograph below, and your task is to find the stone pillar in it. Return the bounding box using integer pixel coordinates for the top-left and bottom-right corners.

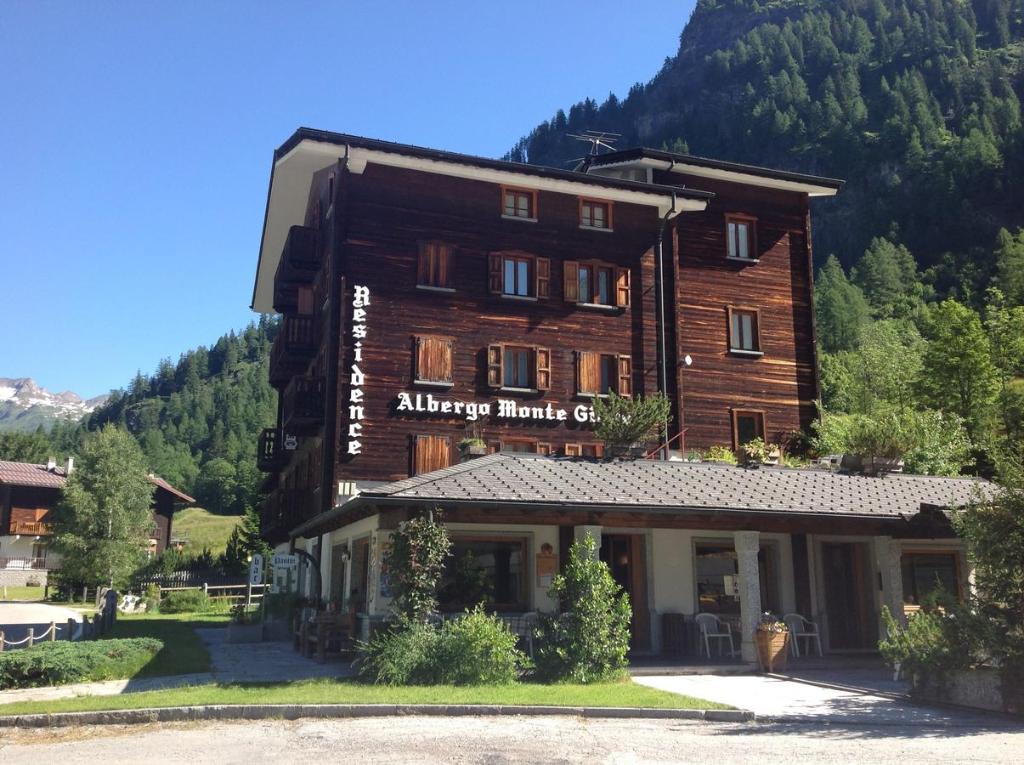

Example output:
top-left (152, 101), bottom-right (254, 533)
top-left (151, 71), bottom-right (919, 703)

top-left (734, 530), bottom-right (762, 663)
top-left (574, 525), bottom-right (602, 559)
top-left (875, 536), bottom-right (905, 633)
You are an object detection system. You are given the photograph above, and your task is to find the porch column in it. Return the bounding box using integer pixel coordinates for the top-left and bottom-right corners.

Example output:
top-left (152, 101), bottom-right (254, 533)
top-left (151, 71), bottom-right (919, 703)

top-left (574, 525), bottom-right (602, 559)
top-left (875, 536), bottom-right (905, 632)
top-left (734, 530), bottom-right (762, 663)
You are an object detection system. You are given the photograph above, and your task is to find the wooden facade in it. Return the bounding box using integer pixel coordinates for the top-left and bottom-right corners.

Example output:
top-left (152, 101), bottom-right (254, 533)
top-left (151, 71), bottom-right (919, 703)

top-left (254, 132), bottom-right (842, 542)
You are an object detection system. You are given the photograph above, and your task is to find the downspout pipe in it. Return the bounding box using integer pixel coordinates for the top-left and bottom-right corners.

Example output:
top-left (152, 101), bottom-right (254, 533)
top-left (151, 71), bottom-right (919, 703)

top-left (655, 189), bottom-right (677, 460)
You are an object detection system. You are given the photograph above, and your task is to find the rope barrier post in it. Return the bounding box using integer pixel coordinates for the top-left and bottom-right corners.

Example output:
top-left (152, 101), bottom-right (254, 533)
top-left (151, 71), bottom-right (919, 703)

top-left (0, 630), bottom-right (5, 652)
top-left (81, 585), bottom-right (88, 604)
top-left (67, 618), bottom-right (76, 642)
top-left (49, 621), bottom-right (56, 642)
top-left (27, 627), bottom-right (34, 648)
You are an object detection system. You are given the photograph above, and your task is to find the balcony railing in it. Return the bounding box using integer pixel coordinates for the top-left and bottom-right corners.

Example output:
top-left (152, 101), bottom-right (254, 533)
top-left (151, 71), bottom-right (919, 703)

top-left (257, 427), bottom-right (286, 472)
top-left (0, 556), bottom-right (51, 570)
top-left (273, 226), bottom-right (321, 313)
top-left (282, 375), bottom-right (325, 435)
top-left (7, 520), bottom-right (53, 536)
top-left (269, 314), bottom-right (317, 385)
top-left (259, 487), bottom-right (316, 543)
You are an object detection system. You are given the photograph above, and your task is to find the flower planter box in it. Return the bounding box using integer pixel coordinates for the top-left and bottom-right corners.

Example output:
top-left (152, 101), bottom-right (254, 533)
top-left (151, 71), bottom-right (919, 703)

top-left (916, 669), bottom-right (1019, 715)
top-left (226, 622), bottom-right (264, 644)
top-left (755, 630), bottom-right (790, 673)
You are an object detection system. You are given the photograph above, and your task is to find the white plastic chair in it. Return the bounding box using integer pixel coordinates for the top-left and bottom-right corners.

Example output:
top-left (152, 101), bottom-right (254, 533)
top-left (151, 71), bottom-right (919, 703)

top-left (695, 613), bottom-right (736, 658)
top-left (783, 613), bottom-right (823, 657)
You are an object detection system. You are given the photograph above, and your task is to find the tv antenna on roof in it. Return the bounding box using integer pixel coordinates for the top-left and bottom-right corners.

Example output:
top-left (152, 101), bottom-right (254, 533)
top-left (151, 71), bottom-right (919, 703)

top-left (566, 130), bottom-right (621, 171)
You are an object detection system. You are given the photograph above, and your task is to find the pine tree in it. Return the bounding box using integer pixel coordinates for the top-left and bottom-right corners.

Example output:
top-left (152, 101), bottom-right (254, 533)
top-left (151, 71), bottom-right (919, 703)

top-left (815, 256), bottom-right (871, 353)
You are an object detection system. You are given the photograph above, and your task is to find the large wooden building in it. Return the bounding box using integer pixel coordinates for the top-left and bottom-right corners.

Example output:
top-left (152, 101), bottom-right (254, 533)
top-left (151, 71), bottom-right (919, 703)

top-left (252, 130), bottom-right (981, 659)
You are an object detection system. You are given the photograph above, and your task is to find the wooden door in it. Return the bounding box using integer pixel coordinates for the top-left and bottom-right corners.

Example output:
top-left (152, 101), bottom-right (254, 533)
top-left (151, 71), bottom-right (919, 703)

top-left (600, 534), bottom-right (650, 651)
top-left (821, 542), bottom-right (876, 650)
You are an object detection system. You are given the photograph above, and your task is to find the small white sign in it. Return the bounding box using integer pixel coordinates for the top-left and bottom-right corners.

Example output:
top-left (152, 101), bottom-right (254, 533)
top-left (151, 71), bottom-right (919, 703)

top-left (249, 553), bottom-right (264, 585)
top-left (272, 553), bottom-right (299, 571)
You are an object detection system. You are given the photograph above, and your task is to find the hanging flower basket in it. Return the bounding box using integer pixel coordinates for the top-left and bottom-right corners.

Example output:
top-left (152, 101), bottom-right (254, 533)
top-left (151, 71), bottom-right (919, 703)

top-left (755, 612), bottom-right (790, 673)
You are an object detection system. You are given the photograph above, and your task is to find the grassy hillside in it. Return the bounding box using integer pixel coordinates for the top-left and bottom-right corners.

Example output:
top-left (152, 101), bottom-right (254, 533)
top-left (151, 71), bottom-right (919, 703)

top-left (172, 507), bottom-right (243, 557)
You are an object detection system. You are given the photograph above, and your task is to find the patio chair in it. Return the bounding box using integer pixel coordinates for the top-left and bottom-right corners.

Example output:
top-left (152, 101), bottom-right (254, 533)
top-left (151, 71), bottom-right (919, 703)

top-left (499, 612), bottom-right (538, 658)
top-left (783, 613), bottom-right (823, 658)
top-left (695, 613), bottom-right (736, 658)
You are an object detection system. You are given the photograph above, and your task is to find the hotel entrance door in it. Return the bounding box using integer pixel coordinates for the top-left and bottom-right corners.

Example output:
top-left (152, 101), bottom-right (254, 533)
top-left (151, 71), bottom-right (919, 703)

top-left (821, 542), bottom-right (877, 650)
top-left (600, 534), bottom-right (650, 651)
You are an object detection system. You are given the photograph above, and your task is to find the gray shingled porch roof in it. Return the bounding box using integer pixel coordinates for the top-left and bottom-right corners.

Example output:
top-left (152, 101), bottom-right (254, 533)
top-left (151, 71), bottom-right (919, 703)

top-left (361, 454), bottom-right (992, 519)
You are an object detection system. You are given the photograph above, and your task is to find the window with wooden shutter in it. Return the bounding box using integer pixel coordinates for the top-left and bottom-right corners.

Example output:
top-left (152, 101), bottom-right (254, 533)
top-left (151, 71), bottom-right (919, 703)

top-left (577, 351), bottom-right (600, 395)
top-left (488, 253), bottom-right (504, 294)
top-left (581, 443), bottom-right (605, 458)
top-left (535, 347), bottom-right (551, 390)
top-left (487, 344), bottom-right (504, 387)
top-left (417, 242), bottom-right (453, 289)
top-left (414, 435), bottom-right (452, 475)
top-left (617, 355), bottom-right (633, 397)
top-left (563, 261), bottom-right (579, 302)
top-left (615, 268), bottom-right (631, 307)
top-left (415, 336), bottom-right (453, 384)
top-left (564, 443), bottom-right (582, 457)
top-left (537, 442), bottom-right (552, 456)
top-left (536, 257), bottom-right (550, 298)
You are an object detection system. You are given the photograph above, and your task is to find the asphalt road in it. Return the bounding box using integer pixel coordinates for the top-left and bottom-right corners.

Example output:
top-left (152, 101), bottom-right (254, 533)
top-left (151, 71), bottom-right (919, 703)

top-left (2, 715), bottom-right (1023, 764)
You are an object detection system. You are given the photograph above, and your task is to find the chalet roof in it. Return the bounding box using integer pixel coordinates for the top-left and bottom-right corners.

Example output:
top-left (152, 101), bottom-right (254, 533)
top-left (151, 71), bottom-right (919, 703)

top-left (359, 454), bottom-right (991, 520)
top-left (0, 460), bottom-right (68, 489)
top-left (0, 459), bottom-right (194, 504)
top-left (587, 147), bottom-right (845, 197)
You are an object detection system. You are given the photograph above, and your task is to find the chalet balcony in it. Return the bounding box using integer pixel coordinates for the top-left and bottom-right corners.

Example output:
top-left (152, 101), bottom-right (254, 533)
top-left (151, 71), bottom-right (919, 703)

top-left (0, 556), bottom-right (51, 570)
top-left (268, 314), bottom-right (317, 385)
top-left (282, 375), bottom-right (325, 435)
top-left (7, 519), bottom-right (53, 536)
top-left (273, 225), bottom-right (321, 313)
top-left (257, 427), bottom-right (286, 472)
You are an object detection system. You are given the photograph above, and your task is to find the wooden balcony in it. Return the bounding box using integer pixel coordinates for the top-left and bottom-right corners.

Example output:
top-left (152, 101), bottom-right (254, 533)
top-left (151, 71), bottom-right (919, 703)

top-left (257, 428), bottom-right (286, 472)
top-left (259, 487), bottom-right (316, 544)
top-left (282, 376), bottom-right (325, 435)
top-left (269, 315), bottom-right (317, 385)
top-left (273, 226), bottom-right (321, 313)
top-left (7, 519), bottom-right (53, 536)
top-left (0, 556), bottom-right (52, 570)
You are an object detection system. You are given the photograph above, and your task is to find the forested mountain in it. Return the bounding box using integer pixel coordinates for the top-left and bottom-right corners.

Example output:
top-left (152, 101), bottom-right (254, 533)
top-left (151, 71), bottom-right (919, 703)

top-left (510, 0), bottom-right (1024, 300)
top-left (0, 321), bottom-right (279, 515)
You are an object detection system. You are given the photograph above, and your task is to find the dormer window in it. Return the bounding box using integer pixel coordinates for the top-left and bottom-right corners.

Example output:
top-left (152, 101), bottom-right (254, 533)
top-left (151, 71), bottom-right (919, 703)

top-left (726, 214), bottom-right (758, 261)
top-left (580, 199), bottom-right (612, 230)
top-left (502, 187), bottom-right (536, 221)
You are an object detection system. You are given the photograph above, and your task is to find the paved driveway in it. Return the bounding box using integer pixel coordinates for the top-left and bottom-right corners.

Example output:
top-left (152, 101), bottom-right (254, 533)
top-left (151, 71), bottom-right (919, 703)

top-left (634, 673), bottom-right (1012, 726)
top-left (0, 603), bottom-right (84, 645)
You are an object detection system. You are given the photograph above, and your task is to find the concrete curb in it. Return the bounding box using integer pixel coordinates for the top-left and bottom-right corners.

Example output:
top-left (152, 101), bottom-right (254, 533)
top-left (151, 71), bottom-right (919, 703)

top-left (0, 703), bottom-right (756, 728)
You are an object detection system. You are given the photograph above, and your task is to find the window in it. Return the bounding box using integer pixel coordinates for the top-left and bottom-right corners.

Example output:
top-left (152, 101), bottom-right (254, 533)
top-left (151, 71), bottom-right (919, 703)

top-left (413, 435), bottom-right (452, 475)
top-left (502, 187), bottom-right (536, 220)
top-left (577, 351), bottom-right (631, 396)
top-left (728, 307), bottom-right (761, 354)
top-left (564, 262), bottom-right (630, 307)
top-left (726, 214), bottom-right (758, 261)
top-left (417, 242), bottom-right (453, 290)
top-left (438, 536), bottom-right (528, 611)
top-left (489, 252), bottom-right (550, 299)
top-left (696, 542), bottom-right (780, 615)
top-left (731, 409), bottom-right (765, 449)
top-left (580, 199), bottom-right (612, 230)
top-left (487, 344), bottom-right (551, 391)
top-left (901, 552), bottom-right (961, 605)
top-left (501, 439), bottom-right (540, 453)
top-left (564, 443), bottom-right (604, 458)
top-left (414, 335), bottom-right (453, 385)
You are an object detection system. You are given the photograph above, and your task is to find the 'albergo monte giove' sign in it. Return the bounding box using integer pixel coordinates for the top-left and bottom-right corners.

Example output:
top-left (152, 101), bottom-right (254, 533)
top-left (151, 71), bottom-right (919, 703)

top-left (394, 392), bottom-right (597, 425)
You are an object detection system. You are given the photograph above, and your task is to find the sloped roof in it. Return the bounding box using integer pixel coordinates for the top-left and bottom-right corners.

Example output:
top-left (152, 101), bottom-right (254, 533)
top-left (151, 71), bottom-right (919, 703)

top-left (0, 460), bottom-right (67, 489)
top-left (363, 454), bottom-right (992, 519)
top-left (0, 459), bottom-right (194, 504)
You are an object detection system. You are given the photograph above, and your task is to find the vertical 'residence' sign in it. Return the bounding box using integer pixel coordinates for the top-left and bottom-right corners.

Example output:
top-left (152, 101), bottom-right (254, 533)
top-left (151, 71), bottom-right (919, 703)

top-left (347, 285), bottom-right (369, 456)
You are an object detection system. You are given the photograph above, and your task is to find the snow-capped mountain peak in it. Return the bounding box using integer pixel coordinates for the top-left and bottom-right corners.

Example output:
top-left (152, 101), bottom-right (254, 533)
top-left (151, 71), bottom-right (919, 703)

top-left (0, 377), bottom-right (108, 432)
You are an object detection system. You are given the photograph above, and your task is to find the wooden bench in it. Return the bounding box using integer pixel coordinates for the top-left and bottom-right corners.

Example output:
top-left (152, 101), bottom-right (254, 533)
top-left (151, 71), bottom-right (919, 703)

top-left (294, 611), bottom-right (356, 663)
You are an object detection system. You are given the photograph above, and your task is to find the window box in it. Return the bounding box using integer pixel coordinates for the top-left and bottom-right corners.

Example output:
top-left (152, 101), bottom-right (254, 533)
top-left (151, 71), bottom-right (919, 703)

top-left (726, 255), bottom-right (760, 265)
top-left (416, 285), bottom-right (456, 294)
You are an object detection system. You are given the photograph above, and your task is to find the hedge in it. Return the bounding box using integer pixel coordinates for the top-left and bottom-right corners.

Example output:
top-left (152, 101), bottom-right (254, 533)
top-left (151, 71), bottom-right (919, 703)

top-left (0, 638), bottom-right (163, 690)
top-left (159, 590), bottom-right (212, 614)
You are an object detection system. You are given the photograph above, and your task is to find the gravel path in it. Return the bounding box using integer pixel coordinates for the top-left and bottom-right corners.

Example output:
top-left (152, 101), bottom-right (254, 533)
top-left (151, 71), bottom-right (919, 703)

top-left (2, 715), bottom-right (1022, 764)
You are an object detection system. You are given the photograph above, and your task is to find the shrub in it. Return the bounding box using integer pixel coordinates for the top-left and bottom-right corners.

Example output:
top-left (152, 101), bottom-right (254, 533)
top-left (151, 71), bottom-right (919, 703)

top-left (141, 583), bottom-right (161, 613)
top-left (879, 599), bottom-right (979, 693)
top-left (359, 608), bottom-right (528, 685)
top-left (534, 536), bottom-right (632, 683)
top-left (593, 392), bottom-right (671, 455)
top-left (703, 445), bottom-right (738, 464)
top-left (384, 511), bottom-right (451, 623)
top-left (0, 638), bottom-right (163, 689)
top-left (160, 589), bottom-right (212, 614)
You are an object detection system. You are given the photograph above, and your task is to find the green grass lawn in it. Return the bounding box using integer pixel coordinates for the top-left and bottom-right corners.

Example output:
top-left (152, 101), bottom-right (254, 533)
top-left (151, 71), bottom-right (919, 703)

top-left (0, 677), bottom-right (727, 716)
top-left (101, 612), bottom-right (228, 677)
top-left (172, 507), bottom-right (243, 556)
top-left (0, 585), bottom-right (45, 602)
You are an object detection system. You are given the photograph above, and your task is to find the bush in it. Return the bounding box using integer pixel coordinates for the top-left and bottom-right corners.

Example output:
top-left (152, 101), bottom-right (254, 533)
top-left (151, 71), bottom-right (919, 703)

top-left (534, 536), bottom-right (632, 683)
top-left (0, 638), bottom-right (163, 689)
top-left (141, 583), bottom-right (161, 613)
top-left (384, 511), bottom-right (451, 623)
top-left (593, 392), bottom-right (671, 454)
top-left (160, 589), bottom-right (212, 614)
top-left (359, 608), bottom-right (528, 686)
top-left (703, 446), bottom-right (738, 464)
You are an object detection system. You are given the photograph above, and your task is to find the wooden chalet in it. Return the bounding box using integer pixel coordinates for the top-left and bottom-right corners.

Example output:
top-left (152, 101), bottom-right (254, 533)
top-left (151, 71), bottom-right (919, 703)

top-left (0, 458), bottom-right (195, 587)
top-left (251, 129), bottom-right (982, 660)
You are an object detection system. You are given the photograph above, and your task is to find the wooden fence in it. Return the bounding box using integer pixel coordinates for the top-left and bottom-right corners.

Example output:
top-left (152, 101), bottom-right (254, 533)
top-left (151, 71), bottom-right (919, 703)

top-left (157, 582), bottom-right (268, 606)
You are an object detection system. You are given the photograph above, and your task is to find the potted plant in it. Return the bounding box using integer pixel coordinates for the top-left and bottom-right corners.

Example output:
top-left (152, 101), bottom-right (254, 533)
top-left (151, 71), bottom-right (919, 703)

top-left (458, 437), bottom-right (487, 460)
top-left (703, 445), bottom-right (738, 465)
top-left (592, 392), bottom-right (672, 460)
top-left (755, 612), bottom-right (790, 672)
top-left (740, 437), bottom-right (781, 467)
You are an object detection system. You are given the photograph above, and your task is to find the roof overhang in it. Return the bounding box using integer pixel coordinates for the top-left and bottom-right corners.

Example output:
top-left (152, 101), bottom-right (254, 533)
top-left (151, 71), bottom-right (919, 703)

top-left (252, 131), bottom-right (712, 313)
top-left (589, 153), bottom-right (844, 198)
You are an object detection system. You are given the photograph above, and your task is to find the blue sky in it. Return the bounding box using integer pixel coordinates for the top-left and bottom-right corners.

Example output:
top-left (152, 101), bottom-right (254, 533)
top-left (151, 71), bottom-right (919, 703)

top-left (0, 1), bottom-right (694, 398)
